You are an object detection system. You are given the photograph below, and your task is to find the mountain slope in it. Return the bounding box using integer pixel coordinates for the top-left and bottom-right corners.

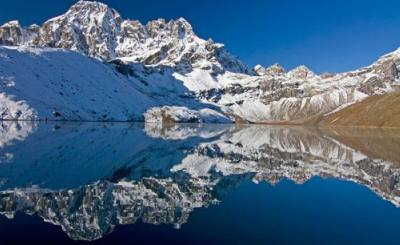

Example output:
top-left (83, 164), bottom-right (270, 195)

top-left (0, 46), bottom-right (229, 122)
top-left (319, 91), bottom-right (400, 128)
top-left (0, 46), bottom-right (152, 121)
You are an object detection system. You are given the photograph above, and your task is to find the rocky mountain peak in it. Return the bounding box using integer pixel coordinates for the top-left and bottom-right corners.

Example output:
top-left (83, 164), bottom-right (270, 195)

top-left (253, 64), bottom-right (266, 76)
top-left (1, 20), bottom-right (20, 28)
top-left (253, 63), bottom-right (285, 76)
top-left (0, 1), bottom-right (249, 73)
top-left (265, 63), bottom-right (285, 76)
top-left (53, 0), bottom-right (123, 29)
top-left (69, 0), bottom-right (111, 11)
top-left (170, 17), bottom-right (193, 35)
top-left (38, 0), bottom-right (122, 59)
top-left (0, 20), bottom-right (23, 45)
top-left (144, 17), bottom-right (194, 41)
top-left (287, 65), bottom-right (315, 79)
top-left (65, 0), bottom-right (121, 21)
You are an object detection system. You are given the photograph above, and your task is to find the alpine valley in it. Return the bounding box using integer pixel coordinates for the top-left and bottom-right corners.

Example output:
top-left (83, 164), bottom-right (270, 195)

top-left (0, 1), bottom-right (399, 125)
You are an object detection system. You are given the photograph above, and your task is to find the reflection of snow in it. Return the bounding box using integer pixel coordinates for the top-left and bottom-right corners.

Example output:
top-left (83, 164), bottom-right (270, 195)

top-left (0, 179), bottom-right (6, 189)
top-left (0, 121), bottom-right (35, 165)
top-left (144, 122), bottom-right (232, 140)
top-left (0, 152), bottom-right (13, 164)
top-left (0, 124), bottom-right (399, 241)
top-left (0, 121), bottom-right (36, 148)
top-left (0, 76), bottom-right (16, 87)
top-left (171, 126), bottom-right (400, 207)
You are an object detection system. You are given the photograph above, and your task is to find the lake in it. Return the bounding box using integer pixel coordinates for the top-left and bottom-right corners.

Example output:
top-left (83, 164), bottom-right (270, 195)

top-left (0, 121), bottom-right (399, 244)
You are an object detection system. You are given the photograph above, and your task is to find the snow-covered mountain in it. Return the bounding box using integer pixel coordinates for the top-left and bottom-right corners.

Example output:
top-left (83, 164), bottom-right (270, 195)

top-left (0, 1), bottom-right (249, 73)
top-left (0, 0), bottom-right (399, 123)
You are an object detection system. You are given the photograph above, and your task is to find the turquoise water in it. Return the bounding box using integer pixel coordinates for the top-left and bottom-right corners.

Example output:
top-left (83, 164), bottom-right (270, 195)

top-left (0, 122), bottom-right (399, 244)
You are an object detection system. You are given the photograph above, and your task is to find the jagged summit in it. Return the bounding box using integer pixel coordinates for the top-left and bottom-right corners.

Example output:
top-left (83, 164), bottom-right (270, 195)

top-left (1, 20), bottom-right (20, 27)
top-left (265, 63), bottom-right (286, 76)
top-left (0, 0), bottom-right (250, 73)
top-left (52, 0), bottom-right (121, 24)
top-left (70, 0), bottom-right (112, 9)
top-left (253, 64), bottom-right (266, 75)
top-left (287, 65), bottom-right (315, 79)
top-left (253, 63), bottom-right (285, 76)
top-left (52, 0), bottom-right (122, 25)
top-left (63, 0), bottom-right (115, 14)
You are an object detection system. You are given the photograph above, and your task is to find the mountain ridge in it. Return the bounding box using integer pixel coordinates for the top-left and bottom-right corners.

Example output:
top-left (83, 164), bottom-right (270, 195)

top-left (0, 1), bottom-right (399, 125)
top-left (0, 1), bottom-right (250, 74)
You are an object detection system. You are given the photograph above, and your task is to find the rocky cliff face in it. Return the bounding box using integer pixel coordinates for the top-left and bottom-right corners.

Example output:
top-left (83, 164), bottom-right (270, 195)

top-left (0, 1), bottom-right (399, 123)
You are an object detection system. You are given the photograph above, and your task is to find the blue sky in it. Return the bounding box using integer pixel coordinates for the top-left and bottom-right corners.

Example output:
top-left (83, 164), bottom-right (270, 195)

top-left (1, 0), bottom-right (400, 73)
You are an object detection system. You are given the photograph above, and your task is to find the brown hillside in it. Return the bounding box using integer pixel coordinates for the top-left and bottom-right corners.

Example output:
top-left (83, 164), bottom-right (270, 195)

top-left (320, 91), bottom-right (400, 128)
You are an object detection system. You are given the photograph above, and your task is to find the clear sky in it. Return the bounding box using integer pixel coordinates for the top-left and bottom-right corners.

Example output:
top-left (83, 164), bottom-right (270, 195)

top-left (1, 0), bottom-right (400, 73)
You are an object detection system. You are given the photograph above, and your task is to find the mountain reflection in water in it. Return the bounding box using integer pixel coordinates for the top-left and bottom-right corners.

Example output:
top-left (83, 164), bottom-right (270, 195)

top-left (0, 121), bottom-right (399, 241)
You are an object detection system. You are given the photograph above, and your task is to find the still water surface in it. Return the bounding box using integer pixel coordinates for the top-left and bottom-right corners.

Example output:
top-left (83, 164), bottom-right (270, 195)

top-left (0, 122), bottom-right (399, 244)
